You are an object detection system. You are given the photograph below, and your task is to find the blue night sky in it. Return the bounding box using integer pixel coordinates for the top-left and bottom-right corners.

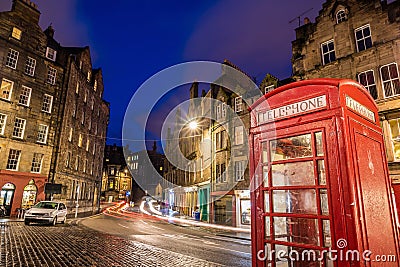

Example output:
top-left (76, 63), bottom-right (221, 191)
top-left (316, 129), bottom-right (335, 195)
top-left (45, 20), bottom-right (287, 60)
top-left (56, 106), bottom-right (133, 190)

top-left (0, 0), bottom-right (325, 148)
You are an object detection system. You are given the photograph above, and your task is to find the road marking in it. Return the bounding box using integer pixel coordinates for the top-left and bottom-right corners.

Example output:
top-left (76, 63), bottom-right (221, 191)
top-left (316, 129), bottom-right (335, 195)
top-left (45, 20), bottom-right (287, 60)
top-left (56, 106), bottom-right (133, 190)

top-left (118, 223), bottom-right (129, 229)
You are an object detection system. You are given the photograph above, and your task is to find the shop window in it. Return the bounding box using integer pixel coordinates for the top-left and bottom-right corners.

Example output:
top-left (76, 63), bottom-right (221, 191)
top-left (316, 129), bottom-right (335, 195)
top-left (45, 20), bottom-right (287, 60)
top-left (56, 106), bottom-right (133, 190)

top-left (389, 119), bottom-right (400, 161)
top-left (381, 63), bottom-right (400, 98)
top-left (355, 24), bottom-right (372, 52)
top-left (21, 180), bottom-right (37, 209)
top-left (240, 199), bottom-right (251, 225)
top-left (321, 40), bottom-right (336, 65)
top-left (358, 70), bottom-right (378, 99)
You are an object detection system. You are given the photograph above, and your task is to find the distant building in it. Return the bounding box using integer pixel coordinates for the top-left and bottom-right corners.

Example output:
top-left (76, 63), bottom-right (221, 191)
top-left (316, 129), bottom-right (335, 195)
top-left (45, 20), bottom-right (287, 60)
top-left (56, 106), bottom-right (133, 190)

top-left (101, 145), bottom-right (132, 203)
top-left (291, 0), bottom-right (400, 211)
top-left (126, 142), bottom-right (165, 201)
top-left (0, 0), bottom-right (109, 216)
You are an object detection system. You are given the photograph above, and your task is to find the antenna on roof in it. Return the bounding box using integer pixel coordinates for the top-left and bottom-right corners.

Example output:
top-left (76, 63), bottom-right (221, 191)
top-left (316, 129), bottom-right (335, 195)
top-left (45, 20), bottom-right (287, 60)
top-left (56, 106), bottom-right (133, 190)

top-left (289, 8), bottom-right (313, 27)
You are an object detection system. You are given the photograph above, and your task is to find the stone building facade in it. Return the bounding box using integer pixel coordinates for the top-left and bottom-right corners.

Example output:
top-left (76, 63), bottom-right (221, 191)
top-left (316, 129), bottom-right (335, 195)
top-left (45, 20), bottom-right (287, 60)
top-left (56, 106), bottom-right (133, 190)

top-left (0, 0), bottom-right (109, 217)
top-left (291, 0), bottom-right (400, 212)
top-left (101, 145), bottom-right (132, 203)
top-left (162, 61), bottom-right (263, 227)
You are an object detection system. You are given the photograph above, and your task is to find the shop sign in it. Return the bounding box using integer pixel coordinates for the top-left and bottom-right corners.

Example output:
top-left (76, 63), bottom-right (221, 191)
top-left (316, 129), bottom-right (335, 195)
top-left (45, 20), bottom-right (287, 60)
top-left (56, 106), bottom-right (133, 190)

top-left (345, 95), bottom-right (375, 122)
top-left (258, 95), bottom-right (327, 124)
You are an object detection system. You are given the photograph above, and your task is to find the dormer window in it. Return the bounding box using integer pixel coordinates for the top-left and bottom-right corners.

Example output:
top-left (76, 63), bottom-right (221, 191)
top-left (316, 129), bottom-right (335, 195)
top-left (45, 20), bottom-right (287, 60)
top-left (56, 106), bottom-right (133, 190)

top-left (46, 47), bottom-right (57, 61)
top-left (336, 10), bottom-right (347, 24)
top-left (12, 27), bottom-right (22, 40)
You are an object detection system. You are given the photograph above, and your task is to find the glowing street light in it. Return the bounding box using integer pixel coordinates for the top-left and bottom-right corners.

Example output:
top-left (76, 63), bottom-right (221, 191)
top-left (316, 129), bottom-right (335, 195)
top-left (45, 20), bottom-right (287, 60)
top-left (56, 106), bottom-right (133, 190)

top-left (188, 120), bottom-right (198, 130)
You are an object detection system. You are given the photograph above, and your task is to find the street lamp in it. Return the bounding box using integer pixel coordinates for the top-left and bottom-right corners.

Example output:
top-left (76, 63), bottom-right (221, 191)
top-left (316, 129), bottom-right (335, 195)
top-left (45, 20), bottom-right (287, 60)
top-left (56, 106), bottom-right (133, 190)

top-left (189, 120), bottom-right (198, 130)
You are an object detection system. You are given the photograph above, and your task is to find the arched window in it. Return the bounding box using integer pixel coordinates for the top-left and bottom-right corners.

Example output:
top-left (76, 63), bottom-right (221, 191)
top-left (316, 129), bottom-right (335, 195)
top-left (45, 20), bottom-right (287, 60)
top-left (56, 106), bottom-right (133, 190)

top-left (336, 10), bottom-right (347, 24)
top-left (21, 180), bottom-right (37, 209)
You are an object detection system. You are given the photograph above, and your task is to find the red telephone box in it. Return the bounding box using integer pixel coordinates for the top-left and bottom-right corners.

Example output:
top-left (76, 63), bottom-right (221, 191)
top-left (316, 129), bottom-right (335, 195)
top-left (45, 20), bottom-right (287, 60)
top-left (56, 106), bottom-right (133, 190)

top-left (249, 78), bottom-right (400, 266)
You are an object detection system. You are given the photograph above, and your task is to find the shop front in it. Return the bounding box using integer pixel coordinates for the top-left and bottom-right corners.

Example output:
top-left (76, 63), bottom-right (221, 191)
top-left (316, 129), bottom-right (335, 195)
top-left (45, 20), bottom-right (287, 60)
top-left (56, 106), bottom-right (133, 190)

top-left (249, 79), bottom-right (399, 266)
top-left (0, 170), bottom-right (46, 216)
top-left (235, 190), bottom-right (251, 228)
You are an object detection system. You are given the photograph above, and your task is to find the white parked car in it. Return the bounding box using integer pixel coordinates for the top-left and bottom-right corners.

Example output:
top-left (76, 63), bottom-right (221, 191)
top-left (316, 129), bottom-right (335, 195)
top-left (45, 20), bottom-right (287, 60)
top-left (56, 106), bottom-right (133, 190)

top-left (24, 201), bottom-right (67, 226)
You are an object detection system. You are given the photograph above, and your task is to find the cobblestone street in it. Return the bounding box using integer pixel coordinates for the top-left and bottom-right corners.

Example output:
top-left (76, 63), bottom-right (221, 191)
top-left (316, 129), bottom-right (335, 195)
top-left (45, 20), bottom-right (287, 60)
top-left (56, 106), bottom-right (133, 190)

top-left (0, 222), bottom-right (226, 267)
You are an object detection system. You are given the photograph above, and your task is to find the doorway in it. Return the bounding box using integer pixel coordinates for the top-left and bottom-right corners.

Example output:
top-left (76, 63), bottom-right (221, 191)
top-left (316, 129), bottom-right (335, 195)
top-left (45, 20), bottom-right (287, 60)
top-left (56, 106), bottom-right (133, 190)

top-left (0, 183), bottom-right (16, 216)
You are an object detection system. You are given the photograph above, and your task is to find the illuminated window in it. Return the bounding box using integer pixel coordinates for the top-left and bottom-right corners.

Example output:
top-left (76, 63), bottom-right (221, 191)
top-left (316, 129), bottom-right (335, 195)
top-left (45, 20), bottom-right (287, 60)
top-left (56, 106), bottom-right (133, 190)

top-left (78, 134), bottom-right (83, 147)
top-left (321, 40), bottom-right (336, 65)
top-left (1, 79), bottom-right (13, 100)
top-left (389, 119), bottom-right (400, 161)
top-left (336, 10), bottom-right (347, 24)
top-left (87, 71), bottom-right (91, 82)
top-left (381, 63), bottom-right (400, 98)
top-left (68, 127), bottom-right (73, 142)
top-left (76, 82), bottom-right (79, 94)
top-left (94, 80), bottom-right (97, 91)
top-left (6, 48), bottom-right (19, 69)
top-left (25, 57), bottom-right (36, 76)
top-left (355, 24), bottom-right (372, 52)
top-left (11, 27), bottom-right (22, 40)
top-left (358, 70), bottom-right (377, 99)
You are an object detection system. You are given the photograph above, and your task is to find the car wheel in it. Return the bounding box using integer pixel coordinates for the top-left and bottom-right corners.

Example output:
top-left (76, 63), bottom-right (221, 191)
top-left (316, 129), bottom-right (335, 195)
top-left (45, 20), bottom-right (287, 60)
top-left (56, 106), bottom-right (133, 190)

top-left (52, 216), bottom-right (57, 226)
top-left (61, 216), bottom-right (66, 224)
top-left (24, 220), bottom-right (30, 226)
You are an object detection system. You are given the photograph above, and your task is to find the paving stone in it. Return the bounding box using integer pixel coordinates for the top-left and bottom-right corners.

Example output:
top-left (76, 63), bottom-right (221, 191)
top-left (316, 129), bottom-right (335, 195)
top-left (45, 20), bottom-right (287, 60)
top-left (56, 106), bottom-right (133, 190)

top-left (0, 222), bottom-right (225, 267)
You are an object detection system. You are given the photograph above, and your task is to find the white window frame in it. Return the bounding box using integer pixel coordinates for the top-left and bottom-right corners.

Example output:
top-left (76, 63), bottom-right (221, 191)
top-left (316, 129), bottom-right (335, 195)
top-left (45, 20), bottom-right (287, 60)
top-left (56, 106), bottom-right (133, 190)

top-left (235, 96), bottom-right (243, 112)
top-left (12, 117), bottom-right (26, 139)
top-left (221, 104), bottom-right (226, 118)
top-left (0, 113), bottom-right (7, 135)
top-left (6, 48), bottom-right (19, 69)
top-left (45, 47), bottom-right (57, 61)
top-left (336, 10), bottom-right (347, 24)
top-left (31, 153), bottom-right (44, 173)
top-left (25, 57), bottom-right (36, 76)
top-left (11, 27), bottom-right (22, 40)
top-left (47, 66), bottom-right (57, 85)
top-left (235, 161), bottom-right (245, 181)
top-left (37, 124), bottom-right (49, 144)
top-left (380, 62), bottom-right (400, 98)
top-left (1, 78), bottom-right (14, 101)
top-left (264, 85), bottom-right (275, 94)
top-left (235, 126), bottom-right (244, 145)
top-left (6, 149), bottom-right (21, 171)
top-left (321, 39), bottom-right (336, 65)
top-left (42, 94), bottom-right (53, 113)
top-left (355, 24), bottom-right (372, 52)
top-left (19, 86), bottom-right (32, 107)
top-left (66, 151), bottom-right (71, 168)
top-left (357, 70), bottom-right (377, 99)
top-left (216, 105), bottom-right (221, 119)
